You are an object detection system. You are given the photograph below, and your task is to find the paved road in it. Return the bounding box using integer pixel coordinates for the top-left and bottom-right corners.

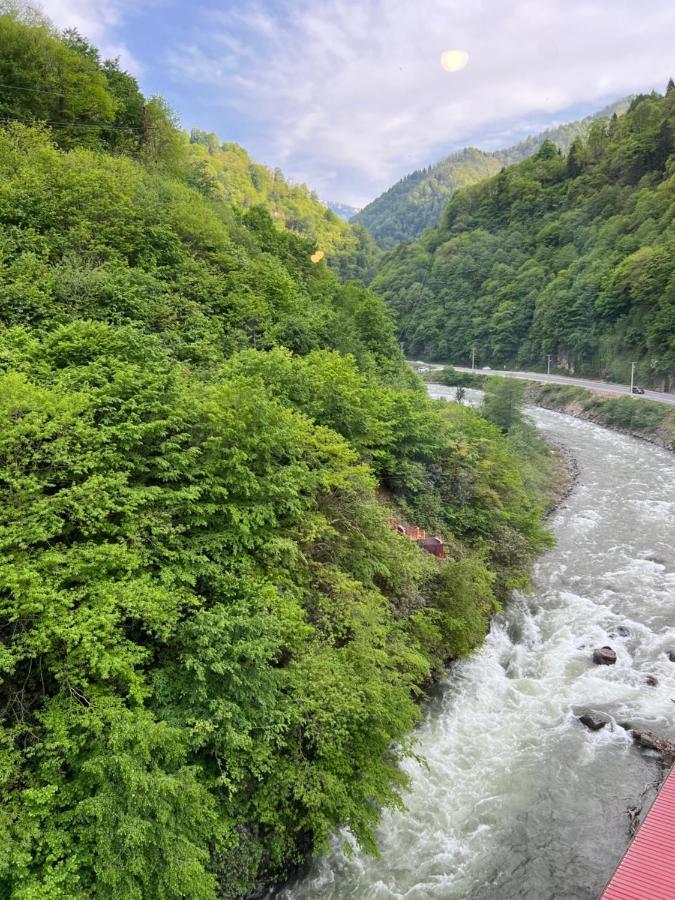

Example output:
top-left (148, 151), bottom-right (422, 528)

top-left (411, 361), bottom-right (675, 407)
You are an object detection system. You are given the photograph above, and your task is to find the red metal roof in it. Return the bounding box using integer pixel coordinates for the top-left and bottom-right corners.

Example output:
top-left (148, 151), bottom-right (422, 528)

top-left (601, 765), bottom-right (675, 900)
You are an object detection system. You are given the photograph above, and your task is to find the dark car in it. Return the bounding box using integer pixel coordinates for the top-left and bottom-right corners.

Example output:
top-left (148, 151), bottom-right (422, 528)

top-left (632, 386), bottom-right (645, 394)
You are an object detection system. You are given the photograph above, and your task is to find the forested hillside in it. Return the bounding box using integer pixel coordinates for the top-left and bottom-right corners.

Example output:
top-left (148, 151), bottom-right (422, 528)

top-left (354, 98), bottom-right (630, 247)
top-left (374, 87), bottom-right (675, 388)
top-left (0, 7), bottom-right (552, 899)
top-left (188, 130), bottom-right (380, 280)
top-left (0, 4), bottom-right (379, 282)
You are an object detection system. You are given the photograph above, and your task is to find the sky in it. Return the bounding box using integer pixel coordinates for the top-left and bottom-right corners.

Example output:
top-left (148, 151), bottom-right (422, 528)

top-left (38, 0), bottom-right (675, 207)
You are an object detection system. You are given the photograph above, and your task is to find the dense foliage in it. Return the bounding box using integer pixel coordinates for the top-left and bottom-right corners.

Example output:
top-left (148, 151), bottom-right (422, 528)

top-left (188, 130), bottom-right (381, 281)
top-left (374, 88), bottom-right (675, 389)
top-left (0, 2), bottom-right (379, 283)
top-left (0, 4), bottom-right (145, 154)
top-left (354, 99), bottom-right (630, 247)
top-left (482, 377), bottom-right (527, 433)
top-left (429, 366), bottom-right (487, 389)
top-left (0, 9), bottom-right (554, 898)
top-left (354, 149), bottom-right (501, 248)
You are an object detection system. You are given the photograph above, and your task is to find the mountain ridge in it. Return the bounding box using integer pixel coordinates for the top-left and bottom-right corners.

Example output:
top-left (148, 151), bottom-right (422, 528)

top-left (323, 199), bottom-right (361, 220)
top-left (354, 97), bottom-right (632, 247)
top-left (372, 87), bottom-right (675, 388)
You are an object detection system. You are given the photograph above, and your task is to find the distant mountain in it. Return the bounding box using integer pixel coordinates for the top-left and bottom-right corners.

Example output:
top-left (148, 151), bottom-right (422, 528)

top-left (372, 88), bottom-right (675, 387)
top-left (354, 98), bottom-right (632, 247)
top-left (324, 200), bottom-right (361, 221)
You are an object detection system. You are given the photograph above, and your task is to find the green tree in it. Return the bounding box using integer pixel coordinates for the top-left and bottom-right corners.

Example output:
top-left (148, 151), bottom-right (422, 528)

top-left (0, 5), bottom-right (116, 148)
top-left (482, 376), bottom-right (526, 432)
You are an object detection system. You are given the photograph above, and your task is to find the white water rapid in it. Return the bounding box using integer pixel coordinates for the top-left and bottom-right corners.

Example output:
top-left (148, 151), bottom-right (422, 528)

top-left (280, 388), bottom-right (675, 900)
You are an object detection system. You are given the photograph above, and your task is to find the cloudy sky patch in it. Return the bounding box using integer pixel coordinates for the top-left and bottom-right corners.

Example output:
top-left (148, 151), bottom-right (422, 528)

top-left (38, 0), bottom-right (675, 205)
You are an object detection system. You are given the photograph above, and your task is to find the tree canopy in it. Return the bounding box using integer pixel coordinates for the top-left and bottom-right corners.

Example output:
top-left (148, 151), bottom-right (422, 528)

top-left (353, 99), bottom-right (631, 247)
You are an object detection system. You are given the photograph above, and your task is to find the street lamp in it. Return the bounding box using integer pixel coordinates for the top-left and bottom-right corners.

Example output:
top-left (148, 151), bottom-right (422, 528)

top-left (547, 354), bottom-right (552, 376)
top-left (630, 361), bottom-right (635, 395)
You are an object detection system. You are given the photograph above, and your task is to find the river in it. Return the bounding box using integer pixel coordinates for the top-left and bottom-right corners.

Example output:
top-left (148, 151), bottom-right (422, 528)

top-left (279, 386), bottom-right (675, 900)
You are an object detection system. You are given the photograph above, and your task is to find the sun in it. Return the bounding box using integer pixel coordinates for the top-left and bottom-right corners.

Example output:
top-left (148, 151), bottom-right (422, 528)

top-left (440, 50), bottom-right (469, 72)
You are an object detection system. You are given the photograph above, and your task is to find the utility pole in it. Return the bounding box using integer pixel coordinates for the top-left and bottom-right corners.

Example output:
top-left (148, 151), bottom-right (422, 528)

top-left (547, 354), bottom-right (552, 376)
top-left (630, 361), bottom-right (635, 395)
top-left (471, 347), bottom-right (475, 371)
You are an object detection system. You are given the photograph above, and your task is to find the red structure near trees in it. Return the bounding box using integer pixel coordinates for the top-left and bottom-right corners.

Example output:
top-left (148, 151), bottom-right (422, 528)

top-left (392, 522), bottom-right (445, 558)
top-left (601, 765), bottom-right (675, 900)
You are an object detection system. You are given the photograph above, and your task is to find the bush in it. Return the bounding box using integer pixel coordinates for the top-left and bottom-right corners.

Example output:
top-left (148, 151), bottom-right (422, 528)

top-left (598, 397), bottom-right (666, 430)
top-left (433, 365), bottom-right (486, 388)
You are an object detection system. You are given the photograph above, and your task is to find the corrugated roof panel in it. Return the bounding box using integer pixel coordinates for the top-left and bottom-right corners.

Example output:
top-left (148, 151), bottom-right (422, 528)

top-left (602, 766), bottom-right (675, 900)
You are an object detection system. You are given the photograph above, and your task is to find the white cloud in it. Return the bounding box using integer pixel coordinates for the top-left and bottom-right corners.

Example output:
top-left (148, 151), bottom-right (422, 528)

top-left (167, 0), bottom-right (675, 205)
top-left (37, 0), bottom-right (142, 74)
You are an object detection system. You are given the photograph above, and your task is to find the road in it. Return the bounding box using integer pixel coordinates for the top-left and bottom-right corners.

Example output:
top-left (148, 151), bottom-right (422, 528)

top-left (412, 361), bottom-right (675, 407)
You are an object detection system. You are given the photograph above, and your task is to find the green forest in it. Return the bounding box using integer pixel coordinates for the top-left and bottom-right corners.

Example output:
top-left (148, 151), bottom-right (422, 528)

top-left (0, 7), bottom-right (554, 898)
top-left (0, 3), bottom-right (379, 285)
top-left (373, 88), bottom-right (675, 388)
top-left (187, 131), bottom-right (381, 283)
top-left (354, 148), bottom-right (502, 248)
top-left (353, 99), bottom-right (630, 247)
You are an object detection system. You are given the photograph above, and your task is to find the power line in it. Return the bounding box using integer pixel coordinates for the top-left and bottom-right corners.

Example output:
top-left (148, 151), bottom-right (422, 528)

top-left (0, 115), bottom-right (147, 133)
top-left (0, 80), bottom-right (66, 97)
top-left (0, 82), bottom-right (150, 132)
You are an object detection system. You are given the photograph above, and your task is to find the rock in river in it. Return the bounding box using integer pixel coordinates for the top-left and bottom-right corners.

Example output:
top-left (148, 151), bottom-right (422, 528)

top-left (592, 646), bottom-right (617, 665)
top-left (631, 729), bottom-right (675, 766)
top-left (578, 715), bottom-right (608, 731)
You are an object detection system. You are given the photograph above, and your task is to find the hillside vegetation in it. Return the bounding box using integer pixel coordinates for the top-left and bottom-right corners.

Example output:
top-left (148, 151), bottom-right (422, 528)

top-left (354, 99), bottom-right (630, 247)
top-left (0, 8), bottom-right (553, 899)
top-left (188, 130), bottom-right (380, 281)
top-left (525, 383), bottom-right (675, 450)
top-left (374, 87), bottom-right (675, 389)
top-left (0, 3), bottom-right (378, 282)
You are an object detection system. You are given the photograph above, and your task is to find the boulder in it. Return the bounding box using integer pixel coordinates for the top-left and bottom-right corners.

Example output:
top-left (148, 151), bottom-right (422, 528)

top-left (592, 646), bottom-right (617, 665)
top-left (667, 650), bottom-right (675, 662)
top-left (616, 626), bottom-right (630, 637)
top-left (645, 675), bottom-right (658, 687)
top-left (578, 714), bottom-right (608, 731)
top-left (631, 729), bottom-right (675, 766)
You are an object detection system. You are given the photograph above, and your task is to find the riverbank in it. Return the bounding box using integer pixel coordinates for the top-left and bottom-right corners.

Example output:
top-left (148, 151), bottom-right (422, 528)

top-left (423, 368), bottom-right (675, 452)
top-left (541, 436), bottom-right (579, 518)
top-left (524, 382), bottom-right (675, 452)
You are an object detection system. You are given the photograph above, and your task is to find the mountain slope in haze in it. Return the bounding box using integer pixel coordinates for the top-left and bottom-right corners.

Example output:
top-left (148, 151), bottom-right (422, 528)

top-left (324, 199), bottom-right (361, 220)
top-left (373, 87), bottom-right (675, 389)
top-left (355, 98), bottom-right (631, 247)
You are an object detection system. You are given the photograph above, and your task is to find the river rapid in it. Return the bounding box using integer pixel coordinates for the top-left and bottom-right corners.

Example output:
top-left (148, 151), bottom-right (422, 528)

top-left (279, 386), bottom-right (675, 900)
